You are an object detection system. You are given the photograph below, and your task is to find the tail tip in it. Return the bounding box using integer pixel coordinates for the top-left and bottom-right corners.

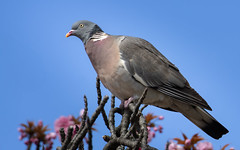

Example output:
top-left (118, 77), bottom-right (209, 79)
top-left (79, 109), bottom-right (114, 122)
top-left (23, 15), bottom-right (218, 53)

top-left (202, 120), bottom-right (229, 139)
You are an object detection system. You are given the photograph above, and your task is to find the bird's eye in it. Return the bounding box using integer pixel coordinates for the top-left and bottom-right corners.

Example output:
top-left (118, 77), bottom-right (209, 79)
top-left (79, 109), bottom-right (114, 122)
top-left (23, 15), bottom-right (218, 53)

top-left (79, 24), bottom-right (84, 28)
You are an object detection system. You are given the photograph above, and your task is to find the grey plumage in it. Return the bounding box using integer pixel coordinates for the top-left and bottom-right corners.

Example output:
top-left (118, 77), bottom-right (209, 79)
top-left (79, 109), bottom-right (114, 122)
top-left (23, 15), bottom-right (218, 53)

top-left (66, 20), bottom-right (228, 139)
top-left (119, 37), bottom-right (212, 110)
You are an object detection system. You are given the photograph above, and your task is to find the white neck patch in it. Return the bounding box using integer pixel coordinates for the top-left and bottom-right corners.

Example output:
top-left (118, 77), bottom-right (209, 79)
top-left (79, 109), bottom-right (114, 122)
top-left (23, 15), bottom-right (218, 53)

top-left (91, 32), bottom-right (108, 42)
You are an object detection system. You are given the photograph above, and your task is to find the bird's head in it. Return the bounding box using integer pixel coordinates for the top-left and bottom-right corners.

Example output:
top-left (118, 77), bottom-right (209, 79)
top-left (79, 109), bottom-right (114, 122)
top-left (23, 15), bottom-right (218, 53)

top-left (66, 20), bottom-right (103, 44)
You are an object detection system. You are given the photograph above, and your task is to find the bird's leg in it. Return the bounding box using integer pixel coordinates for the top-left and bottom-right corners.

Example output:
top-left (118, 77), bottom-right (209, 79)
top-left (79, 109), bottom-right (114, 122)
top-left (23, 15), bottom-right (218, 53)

top-left (120, 97), bottom-right (135, 108)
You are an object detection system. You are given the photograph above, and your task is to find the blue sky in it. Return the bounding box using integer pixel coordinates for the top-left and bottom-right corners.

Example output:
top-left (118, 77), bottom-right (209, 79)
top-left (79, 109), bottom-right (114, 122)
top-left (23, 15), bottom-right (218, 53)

top-left (1, 1), bottom-right (240, 149)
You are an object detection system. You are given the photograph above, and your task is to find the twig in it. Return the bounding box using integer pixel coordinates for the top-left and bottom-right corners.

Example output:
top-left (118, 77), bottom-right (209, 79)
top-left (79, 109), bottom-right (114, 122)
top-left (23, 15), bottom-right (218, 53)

top-left (36, 142), bottom-right (40, 150)
top-left (145, 145), bottom-right (158, 150)
top-left (41, 145), bottom-right (45, 150)
top-left (27, 141), bottom-right (32, 150)
top-left (75, 125), bottom-right (79, 134)
top-left (101, 108), bottom-right (109, 129)
top-left (75, 125), bottom-right (84, 150)
top-left (140, 104), bottom-right (148, 112)
top-left (139, 113), bottom-right (148, 150)
top-left (87, 117), bottom-right (93, 150)
top-left (127, 88), bottom-right (148, 150)
top-left (124, 89), bottom-right (148, 139)
top-left (78, 141), bottom-right (84, 150)
top-left (124, 121), bottom-right (136, 139)
top-left (120, 108), bottom-right (131, 137)
top-left (60, 128), bottom-right (65, 145)
top-left (103, 138), bottom-right (138, 150)
top-left (104, 88), bottom-right (153, 150)
top-left (68, 96), bottom-right (109, 150)
top-left (78, 95), bottom-right (88, 131)
top-left (61, 126), bottom-right (73, 150)
top-left (133, 129), bottom-right (144, 150)
top-left (130, 88), bottom-right (148, 123)
top-left (165, 141), bottom-right (170, 150)
top-left (109, 97), bottom-right (117, 139)
top-left (96, 77), bottom-right (110, 129)
top-left (102, 135), bottom-right (111, 142)
top-left (96, 77), bottom-right (102, 105)
top-left (70, 95), bottom-right (88, 142)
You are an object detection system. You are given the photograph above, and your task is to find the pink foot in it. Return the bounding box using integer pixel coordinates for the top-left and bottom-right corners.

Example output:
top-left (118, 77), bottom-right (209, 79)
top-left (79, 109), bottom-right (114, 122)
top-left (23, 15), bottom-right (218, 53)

top-left (120, 97), bottom-right (134, 108)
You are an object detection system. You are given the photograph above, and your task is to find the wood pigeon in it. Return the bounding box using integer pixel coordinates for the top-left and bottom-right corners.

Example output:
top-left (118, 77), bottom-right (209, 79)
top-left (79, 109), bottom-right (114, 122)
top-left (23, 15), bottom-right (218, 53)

top-left (66, 20), bottom-right (228, 139)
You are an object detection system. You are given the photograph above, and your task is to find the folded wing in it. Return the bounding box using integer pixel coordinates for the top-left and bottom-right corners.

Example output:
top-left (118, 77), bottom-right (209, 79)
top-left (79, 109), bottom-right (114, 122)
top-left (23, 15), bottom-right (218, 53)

top-left (119, 36), bottom-right (212, 110)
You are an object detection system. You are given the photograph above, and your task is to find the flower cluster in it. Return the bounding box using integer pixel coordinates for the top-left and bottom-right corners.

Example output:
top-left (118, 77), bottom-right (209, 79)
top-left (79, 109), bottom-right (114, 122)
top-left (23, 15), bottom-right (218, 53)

top-left (54, 109), bottom-right (95, 142)
top-left (144, 113), bottom-right (164, 143)
top-left (18, 120), bottom-right (56, 150)
top-left (54, 115), bottom-right (75, 139)
top-left (167, 133), bottom-right (234, 150)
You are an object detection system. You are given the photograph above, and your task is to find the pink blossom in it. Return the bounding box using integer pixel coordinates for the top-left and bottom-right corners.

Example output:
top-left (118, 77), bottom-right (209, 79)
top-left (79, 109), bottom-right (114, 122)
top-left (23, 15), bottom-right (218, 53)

top-left (168, 141), bottom-right (184, 150)
top-left (80, 109), bottom-right (84, 117)
top-left (54, 116), bottom-right (75, 139)
top-left (79, 109), bottom-right (88, 117)
top-left (158, 125), bottom-right (163, 133)
top-left (158, 116), bottom-right (164, 120)
top-left (147, 126), bottom-right (150, 131)
top-left (196, 142), bottom-right (213, 150)
top-left (185, 139), bottom-right (191, 146)
top-left (176, 145), bottom-right (184, 150)
top-left (18, 135), bottom-right (23, 140)
top-left (18, 127), bottom-right (27, 140)
top-left (168, 142), bottom-right (177, 150)
top-left (38, 120), bottom-right (43, 127)
top-left (45, 138), bottom-right (54, 150)
top-left (30, 137), bottom-right (39, 145)
top-left (147, 130), bottom-right (155, 143)
top-left (45, 140), bottom-right (53, 150)
top-left (24, 140), bottom-right (31, 145)
top-left (18, 127), bottom-right (24, 133)
top-left (19, 132), bottom-right (27, 140)
top-left (46, 132), bottom-right (57, 140)
top-left (230, 147), bottom-right (235, 150)
top-left (153, 127), bottom-right (158, 132)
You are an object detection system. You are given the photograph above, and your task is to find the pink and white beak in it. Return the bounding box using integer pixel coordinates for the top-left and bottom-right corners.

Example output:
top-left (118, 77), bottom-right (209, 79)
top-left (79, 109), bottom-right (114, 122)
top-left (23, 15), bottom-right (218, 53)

top-left (66, 30), bottom-right (74, 37)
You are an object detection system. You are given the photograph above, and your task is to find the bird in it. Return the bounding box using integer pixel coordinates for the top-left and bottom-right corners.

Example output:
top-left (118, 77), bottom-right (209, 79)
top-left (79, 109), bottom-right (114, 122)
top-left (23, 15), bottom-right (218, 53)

top-left (66, 20), bottom-right (228, 139)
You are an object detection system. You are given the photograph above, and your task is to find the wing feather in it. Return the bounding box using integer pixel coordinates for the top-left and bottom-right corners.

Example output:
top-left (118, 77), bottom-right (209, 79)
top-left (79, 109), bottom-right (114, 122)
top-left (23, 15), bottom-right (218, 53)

top-left (119, 36), bottom-right (211, 110)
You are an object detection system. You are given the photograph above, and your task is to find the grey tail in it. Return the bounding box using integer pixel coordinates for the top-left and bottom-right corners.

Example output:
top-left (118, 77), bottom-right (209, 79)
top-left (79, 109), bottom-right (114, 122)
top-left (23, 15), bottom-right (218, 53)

top-left (178, 105), bottom-right (228, 139)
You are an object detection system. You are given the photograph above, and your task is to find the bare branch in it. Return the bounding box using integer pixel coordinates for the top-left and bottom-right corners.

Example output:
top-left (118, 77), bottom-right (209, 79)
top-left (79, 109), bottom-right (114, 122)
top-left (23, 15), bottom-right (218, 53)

top-left (96, 77), bottom-right (102, 105)
top-left (140, 104), bottom-right (148, 112)
top-left (68, 96), bottom-right (109, 150)
top-left (102, 135), bottom-right (111, 142)
top-left (61, 126), bottom-right (73, 150)
top-left (130, 88), bottom-right (148, 124)
top-left (109, 96), bottom-right (117, 139)
top-left (103, 87), bottom-right (156, 150)
top-left (120, 108), bottom-right (131, 137)
top-left (60, 128), bottom-right (65, 145)
top-left (96, 77), bottom-right (110, 129)
top-left (77, 95), bottom-right (88, 133)
top-left (87, 117), bottom-right (92, 150)
top-left (78, 141), bottom-right (84, 150)
top-left (56, 79), bottom-right (158, 150)
top-left (103, 137), bottom-right (138, 150)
